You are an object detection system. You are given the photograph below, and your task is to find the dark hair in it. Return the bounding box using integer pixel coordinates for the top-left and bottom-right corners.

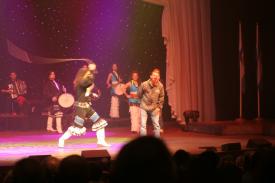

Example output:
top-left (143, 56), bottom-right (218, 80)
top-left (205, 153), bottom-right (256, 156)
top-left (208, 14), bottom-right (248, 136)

top-left (130, 71), bottom-right (140, 84)
top-left (12, 157), bottom-right (46, 183)
top-left (131, 70), bottom-right (139, 75)
top-left (48, 71), bottom-right (55, 76)
top-left (152, 68), bottom-right (160, 75)
top-left (110, 136), bottom-right (177, 183)
top-left (57, 155), bottom-right (90, 183)
top-left (73, 68), bottom-right (88, 88)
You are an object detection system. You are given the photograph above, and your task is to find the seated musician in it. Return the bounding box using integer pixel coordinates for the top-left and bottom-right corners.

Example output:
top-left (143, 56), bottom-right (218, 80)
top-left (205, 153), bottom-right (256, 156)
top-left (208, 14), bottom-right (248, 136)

top-left (43, 71), bottom-right (66, 133)
top-left (1, 72), bottom-right (28, 115)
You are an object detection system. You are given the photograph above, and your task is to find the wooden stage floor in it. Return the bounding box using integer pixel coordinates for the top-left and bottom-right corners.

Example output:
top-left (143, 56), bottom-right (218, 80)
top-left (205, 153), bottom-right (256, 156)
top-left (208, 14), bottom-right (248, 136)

top-left (1, 121), bottom-right (275, 166)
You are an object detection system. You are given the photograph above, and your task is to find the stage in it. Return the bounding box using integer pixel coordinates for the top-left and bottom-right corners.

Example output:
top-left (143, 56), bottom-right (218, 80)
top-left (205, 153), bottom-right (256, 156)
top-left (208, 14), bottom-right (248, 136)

top-left (1, 120), bottom-right (275, 166)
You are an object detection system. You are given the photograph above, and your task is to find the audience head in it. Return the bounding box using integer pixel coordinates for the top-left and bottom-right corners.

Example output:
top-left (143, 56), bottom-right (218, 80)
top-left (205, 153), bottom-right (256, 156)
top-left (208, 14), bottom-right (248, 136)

top-left (9, 72), bottom-right (17, 81)
top-left (12, 157), bottom-right (46, 183)
top-left (110, 136), bottom-right (177, 183)
top-left (57, 155), bottom-right (90, 183)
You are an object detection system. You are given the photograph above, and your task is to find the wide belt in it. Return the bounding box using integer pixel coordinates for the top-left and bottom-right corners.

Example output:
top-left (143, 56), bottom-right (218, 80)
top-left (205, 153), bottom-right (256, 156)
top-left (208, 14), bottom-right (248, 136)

top-left (74, 101), bottom-right (90, 108)
top-left (129, 102), bottom-right (140, 106)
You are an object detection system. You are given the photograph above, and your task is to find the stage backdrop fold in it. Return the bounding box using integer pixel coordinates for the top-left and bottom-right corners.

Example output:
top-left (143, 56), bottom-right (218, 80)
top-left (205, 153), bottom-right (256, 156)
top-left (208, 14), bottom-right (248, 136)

top-left (162, 0), bottom-right (216, 122)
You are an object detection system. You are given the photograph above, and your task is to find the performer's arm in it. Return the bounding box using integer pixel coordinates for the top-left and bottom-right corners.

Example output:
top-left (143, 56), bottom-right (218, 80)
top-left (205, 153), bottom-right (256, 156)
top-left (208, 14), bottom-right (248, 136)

top-left (92, 86), bottom-right (101, 99)
top-left (79, 71), bottom-right (94, 88)
top-left (158, 85), bottom-right (165, 109)
top-left (1, 87), bottom-right (12, 94)
top-left (1, 83), bottom-right (13, 94)
top-left (43, 82), bottom-right (57, 102)
top-left (18, 80), bottom-right (27, 95)
top-left (106, 73), bottom-right (112, 88)
top-left (123, 82), bottom-right (131, 98)
top-left (138, 82), bottom-right (144, 99)
top-left (56, 81), bottom-right (67, 94)
top-left (43, 82), bottom-right (51, 98)
top-left (118, 74), bottom-right (122, 83)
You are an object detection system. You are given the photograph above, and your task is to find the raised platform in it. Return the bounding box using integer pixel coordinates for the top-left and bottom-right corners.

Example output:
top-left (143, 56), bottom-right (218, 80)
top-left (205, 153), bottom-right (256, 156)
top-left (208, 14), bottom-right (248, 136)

top-left (0, 113), bottom-right (41, 131)
top-left (0, 113), bottom-right (130, 131)
top-left (1, 114), bottom-right (275, 136)
top-left (1, 123), bottom-right (275, 167)
top-left (184, 120), bottom-right (275, 136)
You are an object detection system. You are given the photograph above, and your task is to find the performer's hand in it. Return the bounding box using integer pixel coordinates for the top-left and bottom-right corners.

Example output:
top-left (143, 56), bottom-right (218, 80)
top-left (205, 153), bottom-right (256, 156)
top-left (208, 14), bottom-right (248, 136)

top-left (153, 108), bottom-right (160, 116)
top-left (88, 63), bottom-right (96, 71)
top-left (130, 93), bottom-right (138, 99)
top-left (1, 89), bottom-right (12, 94)
top-left (92, 93), bottom-right (99, 99)
top-left (52, 96), bottom-right (58, 102)
top-left (107, 83), bottom-right (111, 88)
top-left (62, 86), bottom-right (67, 93)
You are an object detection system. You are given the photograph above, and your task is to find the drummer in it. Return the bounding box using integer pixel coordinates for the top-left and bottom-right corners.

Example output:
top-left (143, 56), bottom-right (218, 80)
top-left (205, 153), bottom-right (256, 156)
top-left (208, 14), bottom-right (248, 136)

top-left (124, 71), bottom-right (141, 133)
top-left (43, 71), bottom-right (66, 133)
top-left (106, 63), bottom-right (123, 119)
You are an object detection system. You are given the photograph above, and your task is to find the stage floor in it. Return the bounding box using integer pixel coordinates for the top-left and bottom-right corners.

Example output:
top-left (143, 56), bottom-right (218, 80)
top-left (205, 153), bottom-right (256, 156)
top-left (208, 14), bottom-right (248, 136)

top-left (1, 122), bottom-right (275, 166)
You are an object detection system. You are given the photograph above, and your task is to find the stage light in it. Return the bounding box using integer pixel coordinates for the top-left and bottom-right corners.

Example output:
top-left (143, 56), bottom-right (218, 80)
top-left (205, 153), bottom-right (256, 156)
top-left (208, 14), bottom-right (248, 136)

top-left (81, 150), bottom-right (111, 171)
top-left (246, 138), bottom-right (272, 149)
top-left (183, 110), bottom-right (199, 125)
top-left (221, 143), bottom-right (242, 152)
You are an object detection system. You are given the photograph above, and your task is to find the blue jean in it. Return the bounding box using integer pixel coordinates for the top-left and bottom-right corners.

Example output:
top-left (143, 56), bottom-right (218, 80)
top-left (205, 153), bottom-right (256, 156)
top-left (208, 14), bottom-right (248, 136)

top-left (140, 108), bottom-right (160, 137)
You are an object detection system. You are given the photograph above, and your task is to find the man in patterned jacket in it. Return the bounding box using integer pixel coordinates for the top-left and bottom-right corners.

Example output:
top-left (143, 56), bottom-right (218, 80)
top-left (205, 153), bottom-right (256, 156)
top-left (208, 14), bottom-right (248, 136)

top-left (138, 68), bottom-right (164, 137)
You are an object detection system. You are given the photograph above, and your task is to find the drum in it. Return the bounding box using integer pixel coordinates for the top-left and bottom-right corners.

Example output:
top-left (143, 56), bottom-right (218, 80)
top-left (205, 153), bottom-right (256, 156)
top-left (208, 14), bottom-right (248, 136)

top-left (16, 96), bottom-right (26, 106)
top-left (58, 93), bottom-right (75, 108)
top-left (113, 83), bottom-right (126, 96)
